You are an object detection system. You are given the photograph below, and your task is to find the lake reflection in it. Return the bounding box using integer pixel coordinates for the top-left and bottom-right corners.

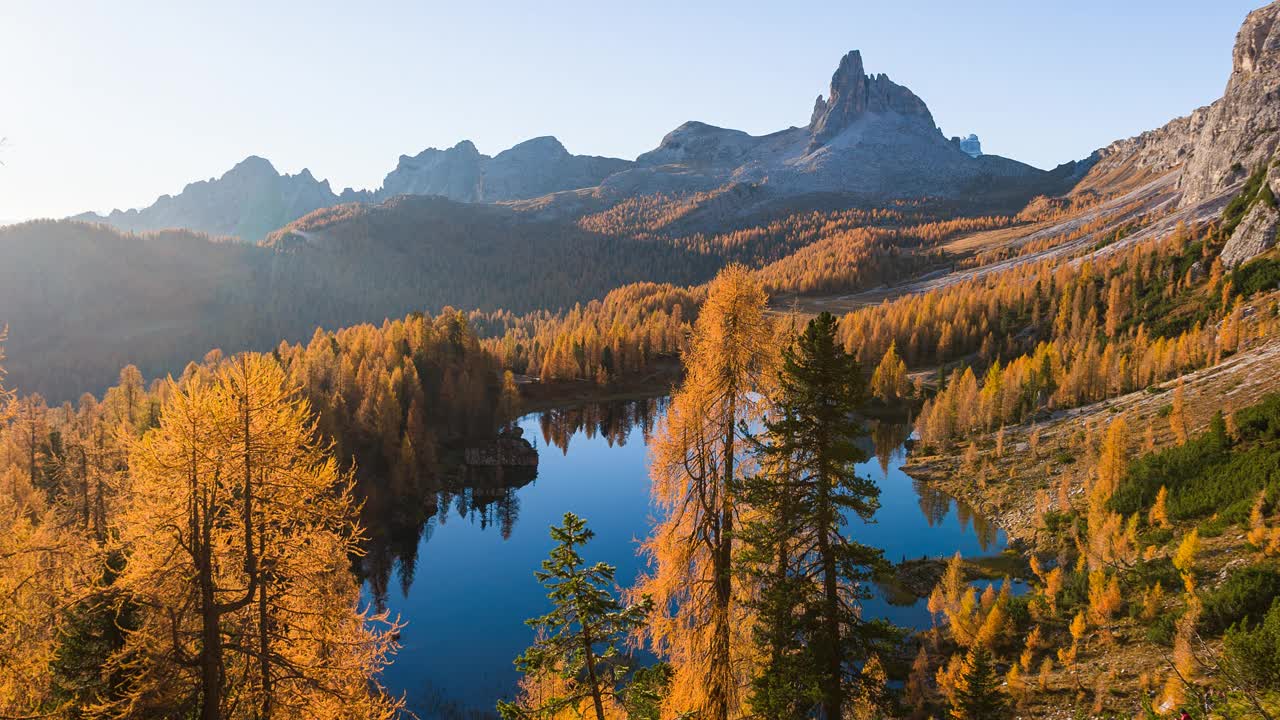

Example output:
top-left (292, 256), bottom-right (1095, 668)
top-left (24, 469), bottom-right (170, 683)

top-left (359, 397), bottom-right (1008, 718)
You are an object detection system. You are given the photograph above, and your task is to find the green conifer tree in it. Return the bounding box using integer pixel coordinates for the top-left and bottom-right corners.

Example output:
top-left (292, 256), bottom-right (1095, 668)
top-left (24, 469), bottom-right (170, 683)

top-left (951, 648), bottom-right (1006, 720)
top-left (742, 312), bottom-right (897, 719)
top-left (499, 512), bottom-right (651, 720)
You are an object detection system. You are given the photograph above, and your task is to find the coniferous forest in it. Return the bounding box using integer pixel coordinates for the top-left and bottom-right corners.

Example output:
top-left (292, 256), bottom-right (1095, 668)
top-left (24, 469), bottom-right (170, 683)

top-left (6, 3), bottom-right (1280, 718)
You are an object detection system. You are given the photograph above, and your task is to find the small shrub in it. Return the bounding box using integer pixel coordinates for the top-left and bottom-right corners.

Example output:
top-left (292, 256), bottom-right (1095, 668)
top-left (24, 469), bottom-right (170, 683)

top-left (1145, 611), bottom-right (1178, 646)
top-left (1141, 527), bottom-right (1175, 547)
top-left (1200, 563), bottom-right (1280, 635)
top-left (1130, 556), bottom-right (1180, 590)
top-left (1223, 599), bottom-right (1280, 690)
top-left (1198, 515), bottom-right (1230, 538)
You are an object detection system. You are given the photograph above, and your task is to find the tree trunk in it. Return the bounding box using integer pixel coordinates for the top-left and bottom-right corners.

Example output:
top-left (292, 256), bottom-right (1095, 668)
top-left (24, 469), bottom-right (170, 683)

top-left (772, 454), bottom-right (793, 672)
top-left (709, 388), bottom-right (736, 720)
top-left (817, 520), bottom-right (842, 719)
top-left (199, 499), bottom-right (223, 720)
top-left (816, 445), bottom-right (843, 720)
top-left (27, 407), bottom-right (36, 486)
top-left (580, 627), bottom-right (606, 720)
top-left (258, 527), bottom-right (271, 719)
top-left (80, 446), bottom-right (90, 531)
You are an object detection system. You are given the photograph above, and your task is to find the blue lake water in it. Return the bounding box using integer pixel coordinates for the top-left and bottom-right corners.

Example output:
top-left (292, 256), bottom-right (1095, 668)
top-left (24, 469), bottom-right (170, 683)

top-left (361, 398), bottom-right (1012, 718)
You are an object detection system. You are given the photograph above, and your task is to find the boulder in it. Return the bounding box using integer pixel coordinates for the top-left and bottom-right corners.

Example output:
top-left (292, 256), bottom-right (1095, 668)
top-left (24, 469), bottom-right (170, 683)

top-left (1221, 197), bottom-right (1280, 268)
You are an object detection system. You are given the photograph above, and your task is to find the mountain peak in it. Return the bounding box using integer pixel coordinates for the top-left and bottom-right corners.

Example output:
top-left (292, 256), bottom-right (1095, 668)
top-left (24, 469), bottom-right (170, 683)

top-left (1231, 1), bottom-right (1280, 82)
top-left (226, 155), bottom-right (279, 178)
top-left (498, 136), bottom-right (570, 159)
top-left (451, 140), bottom-right (481, 155)
top-left (808, 50), bottom-right (933, 148)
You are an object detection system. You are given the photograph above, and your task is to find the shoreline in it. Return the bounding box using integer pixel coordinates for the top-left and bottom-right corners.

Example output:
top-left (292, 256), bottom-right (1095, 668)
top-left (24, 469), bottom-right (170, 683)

top-left (514, 357), bottom-right (681, 415)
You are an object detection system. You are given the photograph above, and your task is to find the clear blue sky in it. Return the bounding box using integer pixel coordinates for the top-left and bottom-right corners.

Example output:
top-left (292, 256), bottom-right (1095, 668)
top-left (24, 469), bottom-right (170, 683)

top-left (0, 0), bottom-right (1264, 221)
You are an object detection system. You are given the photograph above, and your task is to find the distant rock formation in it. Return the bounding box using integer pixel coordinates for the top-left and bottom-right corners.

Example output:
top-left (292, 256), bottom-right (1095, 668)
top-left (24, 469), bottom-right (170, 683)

top-left (73, 49), bottom-right (1067, 240)
top-left (808, 50), bottom-right (934, 149)
top-left (383, 136), bottom-right (631, 203)
top-left (76, 137), bottom-right (632, 240)
top-left (380, 140), bottom-right (484, 201)
top-left (622, 50), bottom-right (1045, 203)
top-left (72, 156), bottom-right (341, 242)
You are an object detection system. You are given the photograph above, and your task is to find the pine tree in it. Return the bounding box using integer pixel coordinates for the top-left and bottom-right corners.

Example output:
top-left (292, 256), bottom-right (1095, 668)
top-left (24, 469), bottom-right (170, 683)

top-left (500, 513), bottom-right (650, 720)
top-left (743, 312), bottom-right (895, 719)
top-left (950, 647), bottom-right (1006, 720)
top-left (738, 419), bottom-right (822, 718)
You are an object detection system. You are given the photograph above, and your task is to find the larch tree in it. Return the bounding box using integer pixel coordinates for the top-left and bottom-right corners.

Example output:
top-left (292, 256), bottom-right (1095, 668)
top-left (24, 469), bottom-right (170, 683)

top-left (870, 341), bottom-right (908, 402)
top-left (106, 354), bottom-right (401, 720)
top-left (0, 331), bottom-right (98, 717)
top-left (632, 265), bottom-right (775, 720)
top-left (743, 312), bottom-right (895, 719)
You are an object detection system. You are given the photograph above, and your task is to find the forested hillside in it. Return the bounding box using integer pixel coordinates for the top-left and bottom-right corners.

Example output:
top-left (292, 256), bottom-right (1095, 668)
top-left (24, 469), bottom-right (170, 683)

top-left (0, 190), bottom-right (1016, 399)
top-left (5, 3), bottom-right (1280, 718)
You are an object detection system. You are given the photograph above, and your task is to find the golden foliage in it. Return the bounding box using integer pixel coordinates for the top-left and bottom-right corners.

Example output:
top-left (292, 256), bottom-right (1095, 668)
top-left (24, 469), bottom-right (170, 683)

top-left (1173, 529), bottom-right (1200, 581)
top-left (870, 341), bottom-right (909, 402)
top-left (905, 645), bottom-right (931, 718)
top-left (105, 355), bottom-right (400, 719)
top-left (1141, 581), bottom-right (1165, 622)
top-left (1149, 485), bottom-right (1172, 529)
top-left (631, 266), bottom-right (774, 720)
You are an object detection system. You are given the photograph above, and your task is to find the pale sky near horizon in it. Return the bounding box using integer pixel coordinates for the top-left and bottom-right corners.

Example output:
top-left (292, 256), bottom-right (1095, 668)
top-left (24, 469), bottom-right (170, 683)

top-left (0, 0), bottom-right (1265, 221)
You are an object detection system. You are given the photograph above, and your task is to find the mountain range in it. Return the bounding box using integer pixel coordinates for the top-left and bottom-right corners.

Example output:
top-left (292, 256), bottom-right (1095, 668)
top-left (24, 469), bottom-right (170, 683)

top-left (72, 50), bottom-right (1064, 241)
top-left (7, 2), bottom-right (1280, 403)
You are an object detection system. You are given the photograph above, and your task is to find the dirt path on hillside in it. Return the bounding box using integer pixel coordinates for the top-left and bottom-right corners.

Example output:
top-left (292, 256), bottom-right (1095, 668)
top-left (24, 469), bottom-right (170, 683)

top-left (772, 171), bottom-right (1246, 316)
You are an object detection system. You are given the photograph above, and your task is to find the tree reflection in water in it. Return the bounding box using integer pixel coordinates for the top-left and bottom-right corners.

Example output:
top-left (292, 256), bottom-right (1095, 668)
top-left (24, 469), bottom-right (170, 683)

top-left (537, 396), bottom-right (667, 454)
top-left (869, 420), bottom-right (1003, 553)
top-left (355, 397), bottom-right (667, 610)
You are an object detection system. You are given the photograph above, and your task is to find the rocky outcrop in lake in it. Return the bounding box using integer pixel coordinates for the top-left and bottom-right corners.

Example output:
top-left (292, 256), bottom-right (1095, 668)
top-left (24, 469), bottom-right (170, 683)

top-left (463, 426), bottom-right (539, 467)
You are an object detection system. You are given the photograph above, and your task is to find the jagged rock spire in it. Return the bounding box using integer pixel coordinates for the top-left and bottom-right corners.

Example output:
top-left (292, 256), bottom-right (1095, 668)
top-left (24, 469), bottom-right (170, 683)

top-left (808, 50), bottom-right (934, 148)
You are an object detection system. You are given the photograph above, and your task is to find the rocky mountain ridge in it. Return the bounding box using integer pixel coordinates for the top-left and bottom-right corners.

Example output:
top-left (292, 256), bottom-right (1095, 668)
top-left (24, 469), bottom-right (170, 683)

top-left (72, 49), bottom-right (1040, 240)
top-left (379, 136), bottom-right (632, 203)
top-left (611, 50), bottom-right (1042, 202)
top-left (1080, 2), bottom-right (1280, 207)
top-left (73, 138), bottom-right (633, 241)
top-left (72, 2), bottom-right (1280, 247)
top-left (71, 156), bottom-right (341, 242)
top-left (1062, 2), bottom-right (1280, 271)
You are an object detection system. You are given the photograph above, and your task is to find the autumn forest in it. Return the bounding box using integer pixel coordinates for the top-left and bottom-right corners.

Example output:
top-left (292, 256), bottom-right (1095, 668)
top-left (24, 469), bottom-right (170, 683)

top-left (7, 3), bottom-right (1280, 719)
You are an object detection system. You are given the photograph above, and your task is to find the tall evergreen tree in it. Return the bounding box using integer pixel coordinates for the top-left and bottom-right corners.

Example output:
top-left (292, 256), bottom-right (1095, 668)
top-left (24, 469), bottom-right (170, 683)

top-left (500, 512), bottom-right (650, 720)
top-left (744, 311), bottom-right (897, 719)
top-left (950, 647), bottom-right (1006, 720)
